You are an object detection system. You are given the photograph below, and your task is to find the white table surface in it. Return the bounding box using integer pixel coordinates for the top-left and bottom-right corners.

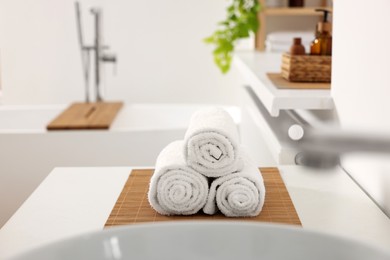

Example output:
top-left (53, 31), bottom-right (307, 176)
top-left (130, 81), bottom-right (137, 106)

top-left (1, 166), bottom-right (390, 259)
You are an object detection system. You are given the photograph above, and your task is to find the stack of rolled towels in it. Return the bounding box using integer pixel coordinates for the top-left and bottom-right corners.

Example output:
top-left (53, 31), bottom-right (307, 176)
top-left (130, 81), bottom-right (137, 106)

top-left (148, 107), bottom-right (266, 217)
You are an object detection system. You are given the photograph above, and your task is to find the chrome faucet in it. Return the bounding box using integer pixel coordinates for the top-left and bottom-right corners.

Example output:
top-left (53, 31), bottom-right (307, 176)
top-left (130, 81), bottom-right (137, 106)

top-left (90, 7), bottom-right (116, 102)
top-left (75, 2), bottom-right (117, 102)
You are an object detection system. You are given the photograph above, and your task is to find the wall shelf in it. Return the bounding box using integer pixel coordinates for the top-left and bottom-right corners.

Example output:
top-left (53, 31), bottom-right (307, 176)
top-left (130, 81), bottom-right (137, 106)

top-left (234, 51), bottom-right (334, 117)
top-left (264, 7), bottom-right (332, 16)
top-left (241, 85), bottom-right (298, 165)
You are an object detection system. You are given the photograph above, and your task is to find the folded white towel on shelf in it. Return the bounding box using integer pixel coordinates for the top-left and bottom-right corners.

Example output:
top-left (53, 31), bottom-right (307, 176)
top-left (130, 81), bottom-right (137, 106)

top-left (203, 152), bottom-right (265, 217)
top-left (148, 140), bottom-right (209, 216)
top-left (265, 31), bottom-right (313, 53)
top-left (266, 31), bottom-right (314, 44)
top-left (184, 107), bottom-right (243, 178)
top-left (265, 41), bottom-right (311, 53)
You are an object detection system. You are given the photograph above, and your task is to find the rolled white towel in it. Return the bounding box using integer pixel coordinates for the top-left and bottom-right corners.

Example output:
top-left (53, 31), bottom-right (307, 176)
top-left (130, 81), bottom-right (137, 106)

top-left (148, 140), bottom-right (209, 215)
top-left (184, 107), bottom-right (243, 177)
top-left (203, 153), bottom-right (265, 217)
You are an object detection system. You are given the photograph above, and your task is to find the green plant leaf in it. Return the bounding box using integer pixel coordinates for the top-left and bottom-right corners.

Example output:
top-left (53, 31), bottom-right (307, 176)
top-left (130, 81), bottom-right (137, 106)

top-left (204, 0), bottom-right (261, 73)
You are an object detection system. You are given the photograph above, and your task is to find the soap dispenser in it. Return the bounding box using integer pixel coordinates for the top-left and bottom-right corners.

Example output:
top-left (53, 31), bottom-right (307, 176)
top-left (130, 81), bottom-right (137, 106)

top-left (310, 9), bottom-right (332, 56)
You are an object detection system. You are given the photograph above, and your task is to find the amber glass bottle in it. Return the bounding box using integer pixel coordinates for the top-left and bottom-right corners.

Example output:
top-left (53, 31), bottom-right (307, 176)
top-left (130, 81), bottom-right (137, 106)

top-left (310, 25), bottom-right (321, 55)
top-left (310, 24), bottom-right (332, 55)
top-left (290, 38), bottom-right (306, 55)
top-left (288, 0), bottom-right (304, 7)
top-left (321, 32), bottom-right (332, 56)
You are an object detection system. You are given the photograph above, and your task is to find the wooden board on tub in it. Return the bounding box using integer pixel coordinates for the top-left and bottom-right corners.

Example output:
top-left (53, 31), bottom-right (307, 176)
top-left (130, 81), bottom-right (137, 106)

top-left (47, 102), bottom-right (123, 130)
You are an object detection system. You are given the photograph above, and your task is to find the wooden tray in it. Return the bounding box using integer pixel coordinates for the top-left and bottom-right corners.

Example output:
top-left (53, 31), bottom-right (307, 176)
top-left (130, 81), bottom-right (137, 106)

top-left (267, 73), bottom-right (330, 90)
top-left (47, 102), bottom-right (123, 130)
top-left (105, 168), bottom-right (301, 227)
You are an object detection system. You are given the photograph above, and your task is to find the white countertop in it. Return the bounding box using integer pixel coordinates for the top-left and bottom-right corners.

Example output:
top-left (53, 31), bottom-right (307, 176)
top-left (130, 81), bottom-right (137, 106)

top-left (1, 166), bottom-right (390, 259)
top-left (234, 51), bottom-right (334, 116)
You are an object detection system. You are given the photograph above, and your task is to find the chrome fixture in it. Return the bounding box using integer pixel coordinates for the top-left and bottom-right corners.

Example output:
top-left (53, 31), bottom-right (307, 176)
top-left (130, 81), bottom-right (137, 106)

top-left (75, 2), bottom-right (117, 102)
top-left (286, 110), bottom-right (390, 169)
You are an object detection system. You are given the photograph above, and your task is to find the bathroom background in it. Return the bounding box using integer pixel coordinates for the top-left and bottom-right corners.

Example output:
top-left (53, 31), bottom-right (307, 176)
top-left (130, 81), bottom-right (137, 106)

top-left (0, 0), bottom-right (390, 226)
top-left (0, 0), bottom-right (322, 105)
top-left (0, 0), bottom-right (242, 105)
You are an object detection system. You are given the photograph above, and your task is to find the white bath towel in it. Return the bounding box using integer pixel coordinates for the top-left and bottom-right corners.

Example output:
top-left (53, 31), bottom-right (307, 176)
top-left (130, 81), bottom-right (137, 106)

top-left (184, 107), bottom-right (243, 178)
top-left (148, 140), bottom-right (209, 215)
top-left (203, 153), bottom-right (265, 217)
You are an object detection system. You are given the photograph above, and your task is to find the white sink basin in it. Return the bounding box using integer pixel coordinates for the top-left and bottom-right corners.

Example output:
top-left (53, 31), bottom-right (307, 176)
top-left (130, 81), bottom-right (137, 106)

top-left (12, 222), bottom-right (390, 260)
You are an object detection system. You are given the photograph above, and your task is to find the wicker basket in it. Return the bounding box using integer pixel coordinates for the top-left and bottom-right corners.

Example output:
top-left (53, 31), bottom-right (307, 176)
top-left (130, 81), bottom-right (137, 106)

top-left (281, 53), bottom-right (331, 82)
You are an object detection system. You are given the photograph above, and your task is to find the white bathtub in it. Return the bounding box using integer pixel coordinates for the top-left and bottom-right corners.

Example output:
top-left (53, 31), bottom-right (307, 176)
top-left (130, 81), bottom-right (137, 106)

top-left (0, 104), bottom-right (240, 228)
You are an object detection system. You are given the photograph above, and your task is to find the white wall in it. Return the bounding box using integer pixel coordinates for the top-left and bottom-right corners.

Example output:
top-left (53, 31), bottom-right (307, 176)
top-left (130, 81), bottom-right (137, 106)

top-left (0, 0), bottom-right (244, 105)
top-left (332, 0), bottom-right (390, 215)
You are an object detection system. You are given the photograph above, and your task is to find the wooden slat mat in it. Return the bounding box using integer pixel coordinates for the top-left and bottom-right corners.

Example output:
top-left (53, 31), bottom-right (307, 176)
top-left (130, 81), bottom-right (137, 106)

top-left (105, 168), bottom-right (301, 227)
top-left (47, 101), bottom-right (123, 130)
top-left (267, 73), bottom-right (330, 89)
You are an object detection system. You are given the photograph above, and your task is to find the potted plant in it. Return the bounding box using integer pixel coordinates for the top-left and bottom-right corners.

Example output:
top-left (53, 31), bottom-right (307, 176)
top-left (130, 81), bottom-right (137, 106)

top-left (204, 0), bottom-right (261, 73)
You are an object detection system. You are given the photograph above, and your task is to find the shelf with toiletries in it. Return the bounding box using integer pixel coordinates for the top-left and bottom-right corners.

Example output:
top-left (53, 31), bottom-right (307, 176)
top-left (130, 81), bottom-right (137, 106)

top-left (256, 0), bottom-right (332, 50)
top-left (234, 51), bottom-right (333, 117)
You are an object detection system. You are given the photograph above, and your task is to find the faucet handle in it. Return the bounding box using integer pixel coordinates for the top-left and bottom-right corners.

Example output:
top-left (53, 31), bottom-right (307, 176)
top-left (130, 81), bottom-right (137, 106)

top-left (101, 53), bottom-right (117, 75)
top-left (101, 53), bottom-right (116, 63)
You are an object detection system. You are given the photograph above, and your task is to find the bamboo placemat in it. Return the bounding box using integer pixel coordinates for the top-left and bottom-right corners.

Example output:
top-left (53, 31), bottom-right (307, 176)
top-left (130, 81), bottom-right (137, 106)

top-left (105, 168), bottom-right (301, 227)
top-left (267, 73), bottom-right (330, 89)
top-left (47, 101), bottom-right (123, 130)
